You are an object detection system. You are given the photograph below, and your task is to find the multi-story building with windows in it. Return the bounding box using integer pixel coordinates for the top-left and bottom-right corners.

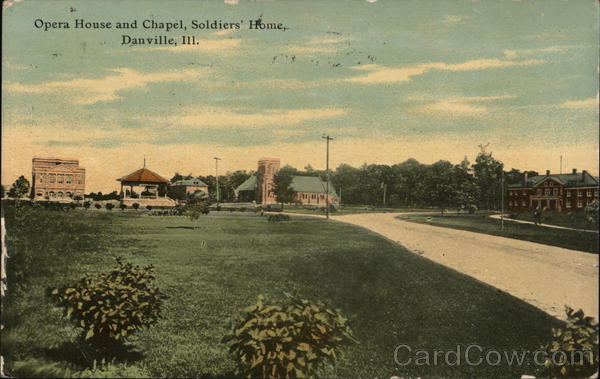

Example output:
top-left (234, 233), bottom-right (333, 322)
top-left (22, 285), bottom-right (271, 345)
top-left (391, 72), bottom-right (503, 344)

top-left (507, 169), bottom-right (598, 212)
top-left (31, 157), bottom-right (86, 202)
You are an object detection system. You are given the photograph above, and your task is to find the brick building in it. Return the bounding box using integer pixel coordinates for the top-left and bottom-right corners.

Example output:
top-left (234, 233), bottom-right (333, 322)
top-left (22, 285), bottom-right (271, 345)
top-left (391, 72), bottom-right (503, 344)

top-left (507, 169), bottom-right (599, 212)
top-left (235, 158), bottom-right (339, 206)
top-left (31, 157), bottom-right (85, 202)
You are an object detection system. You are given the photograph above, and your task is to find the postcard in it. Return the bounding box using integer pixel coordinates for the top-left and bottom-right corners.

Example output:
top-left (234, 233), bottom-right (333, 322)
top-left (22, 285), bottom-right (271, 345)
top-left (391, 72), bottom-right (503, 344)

top-left (1, 0), bottom-right (598, 377)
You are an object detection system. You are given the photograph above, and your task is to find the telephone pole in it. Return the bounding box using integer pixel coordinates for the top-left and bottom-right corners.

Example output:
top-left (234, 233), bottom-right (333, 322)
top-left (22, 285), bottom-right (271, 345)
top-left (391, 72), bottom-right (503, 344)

top-left (213, 157), bottom-right (221, 206)
top-left (322, 135), bottom-right (334, 219)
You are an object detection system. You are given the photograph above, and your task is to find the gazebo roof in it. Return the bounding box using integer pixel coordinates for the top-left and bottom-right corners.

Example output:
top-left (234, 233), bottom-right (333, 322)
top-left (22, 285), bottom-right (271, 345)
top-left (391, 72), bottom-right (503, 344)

top-left (118, 168), bottom-right (169, 184)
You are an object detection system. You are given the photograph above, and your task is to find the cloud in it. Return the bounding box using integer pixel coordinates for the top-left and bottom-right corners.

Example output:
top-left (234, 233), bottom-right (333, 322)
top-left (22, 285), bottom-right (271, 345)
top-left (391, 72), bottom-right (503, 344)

top-left (409, 95), bottom-right (516, 117)
top-left (149, 107), bottom-right (347, 128)
top-left (440, 15), bottom-right (465, 24)
top-left (503, 45), bottom-right (584, 59)
top-left (345, 58), bottom-right (544, 84)
top-left (284, 35), bottom-right (350, 55)
top-left (3, 0), bottom-right (24, 9)
top-left (560, 97), bottom-right (598, 109)
top-left (5, 68), bottom-right (205, 104)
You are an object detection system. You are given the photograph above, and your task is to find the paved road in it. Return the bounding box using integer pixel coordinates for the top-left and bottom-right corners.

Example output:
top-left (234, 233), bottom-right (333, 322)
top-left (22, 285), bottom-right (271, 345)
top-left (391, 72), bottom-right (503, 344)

top-left (321, 212), bottom-right (599, 320)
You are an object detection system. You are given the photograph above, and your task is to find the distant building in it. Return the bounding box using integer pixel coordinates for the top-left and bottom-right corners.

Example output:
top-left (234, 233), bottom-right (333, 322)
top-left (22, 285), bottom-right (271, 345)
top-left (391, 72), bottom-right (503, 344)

top-left (117, 167), bottom-right (176, 207)
top-left (507, 169), bottom-right (599, 212)
top-left (168, 178), bottom-right (209, 201)
top-left (31, 157), bottom-right (85, 202)
top-left (235, 158), bottom-right (339, 206)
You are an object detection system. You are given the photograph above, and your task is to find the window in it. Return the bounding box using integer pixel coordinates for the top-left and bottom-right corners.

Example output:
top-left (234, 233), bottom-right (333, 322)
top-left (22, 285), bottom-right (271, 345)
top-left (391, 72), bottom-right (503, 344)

top-left (577, 201), bottom-right (583, 208)
top-left (522, 190), bottom-right (526, 196)
top-left (578, 191), bottom-right (583, 197)
top-left (566, 202), bottom-right (571, 208)
top-left (66, 192), bottom-right (72, 198)
top-left (595, 190), bottom-right (598, 197)
top-left (587, 191), bottom-right (592, 197)
top-left (58, 192), bottom-right (64, 198)
top-left (57, 175), bottom-right (64, 184)
top-left (49, 191), bottom-right (55, 198)
top-left (36, 192), bottom-right (43, 197)
top-left (66, 175), bottom-right (72, 184)
top-left (537, 189), bottom-right (542, 195)
top-left (39, 174), bottom-right (44, 183)
top-left (77, 176), bottom-right (82, 184)
top-left (567, 191), bottom-right (571, 197)
top-left (522, 201), bottom-right (526, 206)
top-left (553, 188), bottom-right (559, 196)
top-left (545, 189), bottom-right (550, 195)
top-left (548, 181), bottom-right (553, 187)
top-left (49, 175), bottom-right (56, 183)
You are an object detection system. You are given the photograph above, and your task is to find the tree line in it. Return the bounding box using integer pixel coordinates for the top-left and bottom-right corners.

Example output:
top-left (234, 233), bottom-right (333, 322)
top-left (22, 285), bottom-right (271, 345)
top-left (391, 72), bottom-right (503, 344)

top-left (3, 146), bottom-right (538, 211)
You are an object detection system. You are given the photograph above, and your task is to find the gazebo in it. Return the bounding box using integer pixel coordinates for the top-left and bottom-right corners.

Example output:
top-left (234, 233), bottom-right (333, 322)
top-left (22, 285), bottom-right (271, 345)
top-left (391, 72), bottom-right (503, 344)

top-left (117, 167), bottom-right (176, 207)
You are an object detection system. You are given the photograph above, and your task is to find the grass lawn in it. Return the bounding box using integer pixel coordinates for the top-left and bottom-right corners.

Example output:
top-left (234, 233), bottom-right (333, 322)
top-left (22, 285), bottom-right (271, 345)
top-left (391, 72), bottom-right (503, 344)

top-left (398, 212), bottom-right (598, 254)
top-left (3, 205), bottom-right (564, 378)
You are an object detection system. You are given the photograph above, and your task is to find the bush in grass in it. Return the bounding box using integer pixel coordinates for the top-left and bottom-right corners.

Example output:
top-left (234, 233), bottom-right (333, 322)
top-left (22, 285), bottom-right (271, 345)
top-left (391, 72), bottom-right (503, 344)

top-left (83, 201), bottom-right (92, 210)
top-left (539, 306), bottom-right (598, 377)
top-left (119, 203), bottom-right (127, 211)
top-left (48, 258), bottom-right (167, 356)
top-left (222, 293), bottom-right (357, 379)
top-left (105, 203), bottom-right (115, 211)
top-left (146, 205), bottom-right (152, 211)
top-left (132, 203), bottom-right (140, 210)
top-left (94, 203), bottom-right (102, 210)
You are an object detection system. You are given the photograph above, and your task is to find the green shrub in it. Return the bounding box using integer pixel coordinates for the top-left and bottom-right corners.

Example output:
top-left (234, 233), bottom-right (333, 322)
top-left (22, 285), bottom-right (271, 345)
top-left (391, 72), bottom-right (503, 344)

top-left (539, 306), bottom-right (598, 377)
top-left (83, 201), bottom-right (92, 209)
top-left (222, 293), bottom-right (357, 379)
top-left (146, 205), bottom-right (152, 211)
top-left (105, 203), bottom-right (115, 211)
top-left (48, 258), bottom-right (167, 354)
top-left (132, 203), bottom-right (140, 210)
top-left (119, 203), bottom-right (127, 211)
top-left (94, 203), bottom-right (102, 209)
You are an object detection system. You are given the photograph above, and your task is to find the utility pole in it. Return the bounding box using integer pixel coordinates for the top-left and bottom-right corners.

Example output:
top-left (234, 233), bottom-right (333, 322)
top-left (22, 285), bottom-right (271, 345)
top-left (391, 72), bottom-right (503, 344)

top-left (500, 170), bottom-right (505, 231)
top-left (213, 157), bottom-right (221, 206)
top-left (560, 155), bottom-right (563, 174)
top-left (382, 182), bottom-right (387, 206)
top-left (322, 135), bottom-right (333, 219)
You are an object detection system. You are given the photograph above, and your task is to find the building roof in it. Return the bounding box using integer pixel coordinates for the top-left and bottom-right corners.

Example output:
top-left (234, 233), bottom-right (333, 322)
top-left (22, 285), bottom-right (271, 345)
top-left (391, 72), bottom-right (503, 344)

top-left (118, 168), bottom-right (169, 184)
top-left (234, 174), bottom-right (339, 200)
top-left (172, 179), bottom-right (208, 187)
top-left (291, 176), bottom-right (339, 199)
top-left (508, 171), bottom-right (599, 188)
top-left (235, 175), bottom-right (257, 192)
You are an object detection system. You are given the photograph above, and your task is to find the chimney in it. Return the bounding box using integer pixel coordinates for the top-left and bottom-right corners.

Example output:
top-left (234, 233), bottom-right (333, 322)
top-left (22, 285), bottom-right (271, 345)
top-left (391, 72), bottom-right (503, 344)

top-left (546, 169), bottom-right (550, 175)
top-left (572, 168), bottom-right (577, 174)
top-left (523, 172), bottom-right (528, 186)
top-left (582, 170), bottom-right (588, 180)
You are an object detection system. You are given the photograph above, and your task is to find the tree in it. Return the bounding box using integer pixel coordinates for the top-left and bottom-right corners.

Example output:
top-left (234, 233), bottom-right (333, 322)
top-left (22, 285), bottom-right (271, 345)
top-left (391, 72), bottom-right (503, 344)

top-left (1, 185), bottom-right (5, 198)
top-left (272, 169), bottom-right (296, 210)
top-left (473, 144), bottom-right (504, 210)
top-left (8, 176), bottom-right (30, 199)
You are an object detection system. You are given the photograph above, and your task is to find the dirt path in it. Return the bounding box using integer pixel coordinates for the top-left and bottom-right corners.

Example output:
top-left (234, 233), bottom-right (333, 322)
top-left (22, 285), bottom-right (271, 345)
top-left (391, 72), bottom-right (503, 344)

top-left (488, 213), bottom-right (598, 233)
top-left (283, 212), bottom-right (598, 320)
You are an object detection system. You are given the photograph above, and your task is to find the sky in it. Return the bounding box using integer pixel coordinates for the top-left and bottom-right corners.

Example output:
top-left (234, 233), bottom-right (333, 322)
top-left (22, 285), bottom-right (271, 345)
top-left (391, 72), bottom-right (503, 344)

top-left (2, 0), bottom-right (598, 193)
